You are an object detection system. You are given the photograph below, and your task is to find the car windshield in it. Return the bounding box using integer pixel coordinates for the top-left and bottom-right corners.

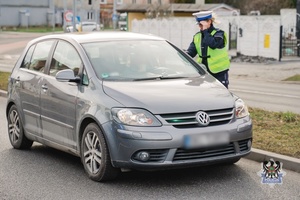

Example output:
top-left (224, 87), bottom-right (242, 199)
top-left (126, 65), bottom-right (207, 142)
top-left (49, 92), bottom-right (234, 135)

top-left (82, 40), bottom-right (203, 81)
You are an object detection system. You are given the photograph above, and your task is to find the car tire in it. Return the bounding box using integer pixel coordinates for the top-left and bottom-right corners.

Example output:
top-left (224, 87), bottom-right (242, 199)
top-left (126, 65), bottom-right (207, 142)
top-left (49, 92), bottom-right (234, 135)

top-left (7, 105), bottom-right (33, 149)
top-left (81, 123), bottom-right (120, 182)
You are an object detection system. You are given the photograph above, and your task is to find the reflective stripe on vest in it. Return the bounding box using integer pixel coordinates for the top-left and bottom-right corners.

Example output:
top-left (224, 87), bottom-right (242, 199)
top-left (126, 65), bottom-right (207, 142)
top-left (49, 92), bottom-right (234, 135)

top-left (193, 30), bottom-right (230, 73)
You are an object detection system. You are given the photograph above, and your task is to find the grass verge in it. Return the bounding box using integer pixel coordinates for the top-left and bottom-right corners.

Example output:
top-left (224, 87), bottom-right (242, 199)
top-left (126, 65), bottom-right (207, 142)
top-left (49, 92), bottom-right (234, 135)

top-left (249, 107), bottom-right (300, 159)
top-left (1, 26), bottom-right (63, 33)
top-left (0, 72), bottom-right (299, 159)
top-left (283, 74), bottom-right (300, 81)
top-left (0, 71), bottom-right (10, 91)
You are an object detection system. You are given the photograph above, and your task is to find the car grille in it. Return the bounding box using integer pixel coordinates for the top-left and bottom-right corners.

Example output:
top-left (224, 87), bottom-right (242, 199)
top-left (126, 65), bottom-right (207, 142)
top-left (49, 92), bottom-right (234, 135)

top-left (159, 108), bottom-right (234, 128)
top-left (173, 140), bottom-right (250, 162)
top-left (132, 139), bottom-right (251, 163)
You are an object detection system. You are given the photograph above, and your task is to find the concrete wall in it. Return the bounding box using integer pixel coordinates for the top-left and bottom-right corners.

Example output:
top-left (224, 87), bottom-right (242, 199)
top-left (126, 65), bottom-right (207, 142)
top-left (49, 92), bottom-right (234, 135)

top-left (237, 16), bottom-right (280, 59)
top-left (0, 0), bottom-right (52, 27)
top-left (132, 14), bottom-right (283, 60)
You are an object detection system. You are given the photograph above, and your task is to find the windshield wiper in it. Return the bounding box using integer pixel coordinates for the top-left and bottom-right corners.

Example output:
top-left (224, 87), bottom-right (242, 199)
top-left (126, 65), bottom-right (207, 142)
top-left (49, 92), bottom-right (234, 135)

top-left (132, 76), bottom-right (187, 81)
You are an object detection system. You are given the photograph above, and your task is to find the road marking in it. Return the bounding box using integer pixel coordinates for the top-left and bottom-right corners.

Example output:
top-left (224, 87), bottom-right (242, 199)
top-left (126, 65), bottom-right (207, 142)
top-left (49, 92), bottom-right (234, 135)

top-left (230, 89), bottom-right (300, 99)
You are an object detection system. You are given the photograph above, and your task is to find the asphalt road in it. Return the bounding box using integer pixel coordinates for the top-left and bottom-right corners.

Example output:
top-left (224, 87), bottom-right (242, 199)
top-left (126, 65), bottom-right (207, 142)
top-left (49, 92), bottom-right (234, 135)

top-left (229, 79), bottom-right (300, 114)
top-left (1, 97), bottom-right (300, 200)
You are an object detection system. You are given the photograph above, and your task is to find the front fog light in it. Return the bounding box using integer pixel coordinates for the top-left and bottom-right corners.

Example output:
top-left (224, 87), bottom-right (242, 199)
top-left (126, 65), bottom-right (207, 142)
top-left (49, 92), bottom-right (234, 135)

top-left (136, 151), bottom-right (150, 162)
top-left (247, 139), bottom-right (252, 148)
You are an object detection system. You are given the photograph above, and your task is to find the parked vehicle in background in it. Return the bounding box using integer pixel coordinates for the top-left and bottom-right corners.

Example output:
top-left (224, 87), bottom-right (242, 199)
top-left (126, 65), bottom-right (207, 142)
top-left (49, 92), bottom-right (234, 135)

top-left (66, 21), bottom-right (103, 32)
top-left (6, 32), bottom-right (252, 182)
top-left (118, 13), bottom-right (127, 31)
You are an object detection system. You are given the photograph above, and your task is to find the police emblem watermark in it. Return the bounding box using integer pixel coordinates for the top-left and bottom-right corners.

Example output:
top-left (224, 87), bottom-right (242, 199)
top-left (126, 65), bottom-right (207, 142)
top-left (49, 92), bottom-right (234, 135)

top-left (257, 158), bottom-right (286, 187)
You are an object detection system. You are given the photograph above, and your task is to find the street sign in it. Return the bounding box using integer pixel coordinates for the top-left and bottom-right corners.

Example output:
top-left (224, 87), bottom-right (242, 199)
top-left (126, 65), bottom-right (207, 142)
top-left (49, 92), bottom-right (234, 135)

top-left (112, 14), bottom-right (118, 21)
top-left (64, 10), bottom-right (73, 22)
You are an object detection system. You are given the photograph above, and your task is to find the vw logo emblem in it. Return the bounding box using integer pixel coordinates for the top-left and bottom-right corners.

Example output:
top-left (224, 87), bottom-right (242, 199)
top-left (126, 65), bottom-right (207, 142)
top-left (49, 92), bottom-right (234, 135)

top-left (196, 111), bottom-right (210, 126)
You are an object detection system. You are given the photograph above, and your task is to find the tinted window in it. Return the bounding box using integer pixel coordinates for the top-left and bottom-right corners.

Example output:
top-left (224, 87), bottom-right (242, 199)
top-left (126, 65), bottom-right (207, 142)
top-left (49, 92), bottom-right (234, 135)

top-left (49, 40), bottom-right (82, 76)
top-left (28, 40), bottom-right (54, 72)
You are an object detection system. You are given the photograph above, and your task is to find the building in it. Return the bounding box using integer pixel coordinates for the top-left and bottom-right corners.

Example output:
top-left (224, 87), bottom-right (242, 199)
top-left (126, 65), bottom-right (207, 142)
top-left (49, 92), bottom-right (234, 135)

top-left (0, 0), bottom-right (238, 30)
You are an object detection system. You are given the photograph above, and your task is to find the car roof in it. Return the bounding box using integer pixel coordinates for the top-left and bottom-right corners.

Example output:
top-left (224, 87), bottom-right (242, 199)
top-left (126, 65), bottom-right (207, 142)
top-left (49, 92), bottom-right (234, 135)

top-left (30, 32), bottom-right (166, 44)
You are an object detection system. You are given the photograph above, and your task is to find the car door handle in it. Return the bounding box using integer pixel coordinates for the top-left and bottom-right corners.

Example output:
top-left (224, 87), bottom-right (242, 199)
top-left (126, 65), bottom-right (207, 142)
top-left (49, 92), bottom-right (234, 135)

top-left (15, 76), bottom-right (20, 83)
top-left (41, 84), bottom-right (48, 91)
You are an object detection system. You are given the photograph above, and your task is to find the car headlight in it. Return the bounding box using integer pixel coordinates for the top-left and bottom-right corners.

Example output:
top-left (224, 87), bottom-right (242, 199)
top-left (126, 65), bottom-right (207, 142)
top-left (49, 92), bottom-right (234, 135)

top-left (112, 108), bottom-right (162, 126)
top-left (235, 97), bottom-right (249, 119)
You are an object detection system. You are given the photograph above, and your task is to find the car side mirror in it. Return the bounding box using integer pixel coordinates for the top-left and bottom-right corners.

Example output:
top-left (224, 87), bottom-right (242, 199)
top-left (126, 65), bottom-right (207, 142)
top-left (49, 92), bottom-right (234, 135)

top-left (56, 69), bottom-right (80, 83)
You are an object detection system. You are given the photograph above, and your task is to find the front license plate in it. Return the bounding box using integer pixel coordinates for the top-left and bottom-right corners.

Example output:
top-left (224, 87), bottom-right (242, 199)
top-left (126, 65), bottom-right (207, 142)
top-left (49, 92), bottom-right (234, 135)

top-left (184, 133), bottom-right (229, 149)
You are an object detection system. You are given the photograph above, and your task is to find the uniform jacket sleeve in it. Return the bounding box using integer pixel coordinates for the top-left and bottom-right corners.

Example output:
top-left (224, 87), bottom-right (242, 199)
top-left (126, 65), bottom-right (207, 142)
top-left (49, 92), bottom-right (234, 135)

top-left (202, 29), bottom-right (225, 49)
top-left (186, 34), bottom-right (198, 58)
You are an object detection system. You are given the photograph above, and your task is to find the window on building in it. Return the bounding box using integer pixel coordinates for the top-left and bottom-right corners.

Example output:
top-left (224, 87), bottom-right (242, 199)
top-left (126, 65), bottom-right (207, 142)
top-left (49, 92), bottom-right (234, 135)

top-left (100, 0), bottom-right (107, 4)
top-left (148, 0), bottom-right (152, 4)
top-left (117, 0), bottom-right (123, 4)
top-left (132, 0), bottom-right (136, 4)
top-left (87, 11), bottom-right (93, 20)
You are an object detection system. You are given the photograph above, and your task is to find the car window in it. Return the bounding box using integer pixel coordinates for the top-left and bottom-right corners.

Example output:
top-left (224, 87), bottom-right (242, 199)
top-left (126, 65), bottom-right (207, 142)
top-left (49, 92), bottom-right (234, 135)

top-left (82, 69), bottom-right (89, 86)
top-left (82, 40), bottom-right (202, 80)
top-left (25, 40), bottom-right (54, 72)
top-left (49, 40), bottom-right (82, 77)
top-left (21, 44), bottom-right (35, 69)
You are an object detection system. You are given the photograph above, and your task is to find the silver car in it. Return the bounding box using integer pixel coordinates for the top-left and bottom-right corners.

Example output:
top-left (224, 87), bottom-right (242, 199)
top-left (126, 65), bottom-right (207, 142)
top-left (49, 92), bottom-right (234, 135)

top-left (66, 21), bottom-right (103, 32)
top-left (6, 32), bottom-right (252, 181)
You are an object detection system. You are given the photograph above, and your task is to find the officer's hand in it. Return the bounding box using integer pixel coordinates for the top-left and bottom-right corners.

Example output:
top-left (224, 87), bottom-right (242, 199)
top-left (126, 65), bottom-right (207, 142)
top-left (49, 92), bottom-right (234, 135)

top-left (199, 20), bottom-right (210, 31)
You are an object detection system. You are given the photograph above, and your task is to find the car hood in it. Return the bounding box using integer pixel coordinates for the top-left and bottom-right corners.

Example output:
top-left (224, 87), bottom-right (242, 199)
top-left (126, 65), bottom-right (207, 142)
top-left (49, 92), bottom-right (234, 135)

top-left (102, 76), bottom-right (234, 114)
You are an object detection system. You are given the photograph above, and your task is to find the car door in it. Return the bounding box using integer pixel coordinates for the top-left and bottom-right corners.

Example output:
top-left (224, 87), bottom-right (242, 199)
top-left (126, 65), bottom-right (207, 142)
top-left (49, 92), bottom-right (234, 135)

top-left (40, 40), bottom-right (82, 149)
top-left (16, 40), bottom-right (55, 138)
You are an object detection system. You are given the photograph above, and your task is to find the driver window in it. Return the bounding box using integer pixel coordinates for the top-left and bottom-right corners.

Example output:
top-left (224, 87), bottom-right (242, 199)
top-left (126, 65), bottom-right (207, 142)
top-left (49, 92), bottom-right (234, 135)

top-left (49, 41), bottom-right (82, 77)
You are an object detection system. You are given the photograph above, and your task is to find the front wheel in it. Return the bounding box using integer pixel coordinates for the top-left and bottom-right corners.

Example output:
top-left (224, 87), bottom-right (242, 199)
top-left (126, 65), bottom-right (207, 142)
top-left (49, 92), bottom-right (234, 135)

top-left (7, 105), bottom-right (33, 149)
top-left (81, 123), bottom-right (120, 182)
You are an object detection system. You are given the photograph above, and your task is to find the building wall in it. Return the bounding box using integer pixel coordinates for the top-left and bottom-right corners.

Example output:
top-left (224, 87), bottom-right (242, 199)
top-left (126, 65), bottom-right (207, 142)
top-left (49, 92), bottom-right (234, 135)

top-left (0, 0), bottom-right (52, 27)
top-left (128, 13), bottom-right (145, 30)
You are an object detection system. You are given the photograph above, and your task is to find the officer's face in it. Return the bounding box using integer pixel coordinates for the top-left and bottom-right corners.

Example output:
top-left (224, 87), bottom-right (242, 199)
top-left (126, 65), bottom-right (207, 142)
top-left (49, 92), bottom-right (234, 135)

top-left (198, 20), bottom-right (211, 31)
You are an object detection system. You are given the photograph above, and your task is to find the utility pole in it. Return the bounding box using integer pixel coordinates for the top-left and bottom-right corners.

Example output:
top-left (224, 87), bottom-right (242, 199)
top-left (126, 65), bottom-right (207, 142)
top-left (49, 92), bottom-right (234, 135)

top-left (63, 0), bottom-right (67, 32)
top-left (113, 0), bottom-right (117, 29)
top-left (72, 0), bottom-right (77, 31)
top-left (297, 0), bottom-right (300, 56)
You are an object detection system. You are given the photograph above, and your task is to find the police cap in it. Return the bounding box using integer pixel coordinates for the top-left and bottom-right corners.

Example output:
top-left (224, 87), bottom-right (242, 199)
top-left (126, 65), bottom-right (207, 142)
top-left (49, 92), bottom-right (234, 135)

top-left (192, 11), bottom-right (213, 22)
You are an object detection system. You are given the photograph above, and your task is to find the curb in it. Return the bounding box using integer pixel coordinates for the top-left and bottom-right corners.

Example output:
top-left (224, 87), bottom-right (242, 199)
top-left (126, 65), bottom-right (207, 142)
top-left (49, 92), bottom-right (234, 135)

top-left (0, 89), bottom-right (7, 97)
top-left (0, 90), bottom-right (299, 173)
top-left (246, 148), bottom-right (300, 173)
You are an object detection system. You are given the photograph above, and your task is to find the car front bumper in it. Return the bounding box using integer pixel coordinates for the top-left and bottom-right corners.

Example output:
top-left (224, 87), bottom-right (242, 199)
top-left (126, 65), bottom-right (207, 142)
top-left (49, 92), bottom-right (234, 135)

top-left (103, 117), bottom-right (252, 170)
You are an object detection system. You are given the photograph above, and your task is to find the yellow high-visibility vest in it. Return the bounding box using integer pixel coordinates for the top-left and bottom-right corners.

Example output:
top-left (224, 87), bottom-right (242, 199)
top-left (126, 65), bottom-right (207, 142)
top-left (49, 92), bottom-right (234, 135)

top-left (193, 30), bottom-right (230, 73)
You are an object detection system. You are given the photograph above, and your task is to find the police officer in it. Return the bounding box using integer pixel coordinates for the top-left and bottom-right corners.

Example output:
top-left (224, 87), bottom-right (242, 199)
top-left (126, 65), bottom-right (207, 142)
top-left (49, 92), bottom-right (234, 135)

top-left (187, 11), bottom-right (230, 88)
